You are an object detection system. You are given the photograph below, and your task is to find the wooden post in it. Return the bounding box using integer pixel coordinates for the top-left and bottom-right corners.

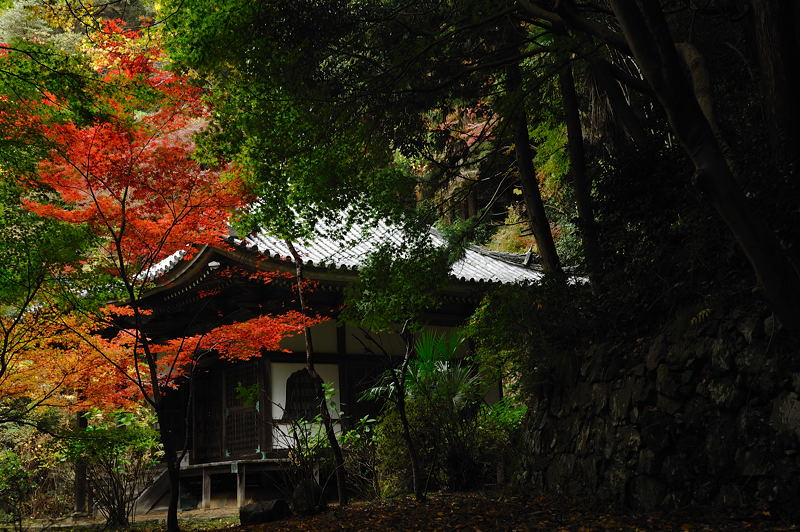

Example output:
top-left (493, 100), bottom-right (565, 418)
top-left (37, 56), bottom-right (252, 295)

top-left (237, 464), bottom-right (247, 508)
top-left (201, 469), bottom-right (211, 509)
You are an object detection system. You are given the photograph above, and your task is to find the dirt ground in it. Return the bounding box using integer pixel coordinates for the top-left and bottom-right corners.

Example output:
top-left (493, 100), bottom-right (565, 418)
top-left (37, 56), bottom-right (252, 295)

top-left (221, 491), bottom-right (798, 531)
top-left (25, 506), bottom-right (239, 531)
top-left (26, 490), bottom-right (800, 531)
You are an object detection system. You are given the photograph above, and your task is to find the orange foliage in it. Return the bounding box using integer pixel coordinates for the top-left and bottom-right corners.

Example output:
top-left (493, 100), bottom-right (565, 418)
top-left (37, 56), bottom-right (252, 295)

top-left (151, 311), bottom-right (327, 389)
top-left (0, 311), bottom-right (140, 412)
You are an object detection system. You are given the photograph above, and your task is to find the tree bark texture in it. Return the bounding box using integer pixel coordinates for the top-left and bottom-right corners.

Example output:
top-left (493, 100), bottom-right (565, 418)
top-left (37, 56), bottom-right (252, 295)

top-left (750, 0), bottom-right (800, 166)
top-left (396, 330), bottom-right (425, 501)
top-left (588, 59), bottom-right (648, 147)
top-left (505, 60), bottom-right (563, 275)
top-left (558, 59), bottom-right (603, 287)
top-left (608, 0), bottom-right (800, 332)
top-left (397, 386), bottom-right (424, 500)
top-left (157, 404), bottom-right (181, 532)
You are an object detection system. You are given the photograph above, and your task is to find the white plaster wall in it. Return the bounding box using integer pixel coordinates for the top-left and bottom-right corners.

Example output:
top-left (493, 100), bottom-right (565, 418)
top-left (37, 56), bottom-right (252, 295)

top-left (270, 362), bottom-right (341, 450)
top-left (272, 420), bottom-right (342, 450)
top-left (346, 328), bottom-right (406, 355)
top-left (269, 362), bottom-right (341, 420)
top-left (345, 325), bottom-right (468, 357)
top-left (280, 319), bottom-right (339, 353)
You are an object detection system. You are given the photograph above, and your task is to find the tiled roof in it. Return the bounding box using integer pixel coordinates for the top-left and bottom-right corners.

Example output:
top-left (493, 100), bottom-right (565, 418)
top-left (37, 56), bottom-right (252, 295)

top-left (236, 222), bottom-right (543, 284)
top-left (150, 222), bottom-right (543, 285)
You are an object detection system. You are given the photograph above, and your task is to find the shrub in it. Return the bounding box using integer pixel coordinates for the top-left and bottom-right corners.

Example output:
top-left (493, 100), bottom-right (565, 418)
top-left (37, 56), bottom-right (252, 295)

top-left (473, 396), bottom-right (527, 482)
top-left (340, 416), bottom-right (379, 500)
top-left (374, 401), bottom-right (439, 497)
top-left (0, 420), bottom-right (73, 527)
top-left (0, 449), bottom-right (34, 531)
top-left (66, 409), bottom-right (161, 527)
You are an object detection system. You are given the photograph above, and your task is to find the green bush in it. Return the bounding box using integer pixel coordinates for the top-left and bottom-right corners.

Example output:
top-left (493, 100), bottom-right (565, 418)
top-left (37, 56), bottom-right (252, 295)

top-left (0, 420), bottom-right (73, 526)
top-left (0, 449), bottom-right (34, 531)
top-left (473, 397), bottom-right (527, 482)
top-left (369, 332), bottom-right (527, 496)
top-left (374, 401), bottom-right (439, 497)
top-left (340, 415), bottom-right (379, 499)
top-left (66, 409), bottom-right (161, 527)
top-left (374, 392), bottom-right (526, 496)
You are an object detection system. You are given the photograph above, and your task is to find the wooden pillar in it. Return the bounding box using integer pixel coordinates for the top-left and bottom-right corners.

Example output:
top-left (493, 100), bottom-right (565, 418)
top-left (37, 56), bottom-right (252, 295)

top-left (201, 469), bottom-right (211, 509)
top-left (236, 464), bottom-right (247, 508)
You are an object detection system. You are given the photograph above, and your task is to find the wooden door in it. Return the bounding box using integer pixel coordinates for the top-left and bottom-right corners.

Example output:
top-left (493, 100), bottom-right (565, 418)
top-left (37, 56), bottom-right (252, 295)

top-left (223, 360), bottom-right (265, 459)
top-left (193, 372), bottom-right (224, 462)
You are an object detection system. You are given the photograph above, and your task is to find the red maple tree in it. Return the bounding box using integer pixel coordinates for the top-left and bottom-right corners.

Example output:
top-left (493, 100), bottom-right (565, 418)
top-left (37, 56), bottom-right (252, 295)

top-left (9, 21), bottom-right (324, 529)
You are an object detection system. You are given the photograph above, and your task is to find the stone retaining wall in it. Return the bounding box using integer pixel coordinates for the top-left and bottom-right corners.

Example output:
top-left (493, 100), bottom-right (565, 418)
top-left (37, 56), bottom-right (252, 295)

top-left (521, 306), bottom-right (800, 516)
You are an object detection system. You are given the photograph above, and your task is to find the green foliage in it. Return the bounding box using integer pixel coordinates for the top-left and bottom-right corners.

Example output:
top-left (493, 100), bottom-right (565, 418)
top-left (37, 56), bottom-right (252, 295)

top-left (0, 35), bottom-right (105, 338)
top-left (0, 179), bottom-right (91, 304)
top-left (0, 419), bottom-right (72, 527)
top-left (407, 333), bottom-right (484, 491)
top-left (0, 449), bottom-right (33, 531)
top-left (374, 390), bottom-right (524, 496)
top-left (467, 282), bottom-right (588, 393)
top-left (234, 381), bottom-right (261, 407)
top-left (486, 203), bottom-right (535, 254)
top-left (0, 0), bottom-right (77, 47)
top-left (0, 177), bottom-right (93, 426)
top-left (165, 0), bottom-right (418, 240)
top-left (369, 332), bottom-right (519, 495)
top-left (66, 409), bottom-right (161, 527)
top-left (283, 415), bottom-right (329, 464)
top-left (344, 230), bottom-right (450, 332)
top-left (199, 80), bottom-right (414, 240)
top-left (373, 402), bottom-right (435, 497)
top-left (473, 396), bottom-right (526, 470)
top-left (340, 415), bottom-right (379, 499)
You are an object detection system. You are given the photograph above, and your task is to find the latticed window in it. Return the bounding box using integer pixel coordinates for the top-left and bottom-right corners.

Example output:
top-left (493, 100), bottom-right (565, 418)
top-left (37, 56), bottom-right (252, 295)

top-left (225, 362), bottom-right (260, 458)
top-left (282, 369), bottom-right (318, 420)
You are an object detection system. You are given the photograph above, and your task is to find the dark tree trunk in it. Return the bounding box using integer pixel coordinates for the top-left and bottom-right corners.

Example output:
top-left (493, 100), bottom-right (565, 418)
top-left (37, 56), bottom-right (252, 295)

top-left (73, 411), bottom-right (88, 515)
top-left (396, 388), bottom-right (424, 501)
top-left (157, 405), bottom-right (181, 532)
top-left (609, 0), bottom-right (800, 332)
top-left (588, 59), bottom-right (648, 147)
top-left (286, 241), bottom-right (348, 507)
top-left (395, 330), bottom-right (425, 501)
top-left (311, 368), bottom-right (348, 506)
top-left (751, 0), bottom-right (800, 166)
top-left (505, 60), bottom-right (563, 275)
top-left (559, 59), bottom-right (603, 287)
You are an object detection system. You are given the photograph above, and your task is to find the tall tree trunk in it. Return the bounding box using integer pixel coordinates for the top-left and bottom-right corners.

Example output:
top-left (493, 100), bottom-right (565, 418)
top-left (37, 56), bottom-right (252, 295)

top-left (286, 241), bottom-right (348, 507)
top-left (505, 60), bottom-right (563, 275)
top-left (558, 59), bottom-right (603, 287)
top-left (396, 388), bottom-right (424, 501)
top-left (588, 59), bottom-right (649, 147)
top-left (396, 329), bottom-right (425, 501)
top-left (609, 0), bottom-right (800, 332)
top-left (73, 411), bottom-right (88, 515)
top-left (356, 327), bottom-right (424, 500)
top-left (135, 311), bottom-right (182, 531)
top-left (157, 404), bottom-right (181, 532)
top-left (750, 0), bottom-right (800, 166)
